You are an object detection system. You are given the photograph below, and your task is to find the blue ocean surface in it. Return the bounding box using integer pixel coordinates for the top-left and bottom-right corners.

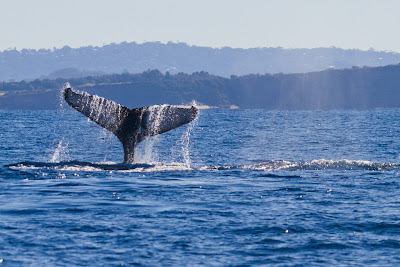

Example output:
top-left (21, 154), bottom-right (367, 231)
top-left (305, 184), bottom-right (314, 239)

top-left (1, 108), bottom-right (400, 265)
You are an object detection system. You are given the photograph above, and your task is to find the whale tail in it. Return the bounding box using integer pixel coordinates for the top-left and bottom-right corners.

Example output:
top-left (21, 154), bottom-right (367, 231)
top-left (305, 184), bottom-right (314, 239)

top-left (64, 87), bottom-right (198, 163)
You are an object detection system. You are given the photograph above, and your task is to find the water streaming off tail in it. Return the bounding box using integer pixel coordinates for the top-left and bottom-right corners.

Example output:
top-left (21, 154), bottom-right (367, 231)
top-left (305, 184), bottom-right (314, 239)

top-left (49, 85), bottom-right (72, 163)
top-left (135, 104), bottom-right (198, 166)
top-left (56, 86), bottom-right (198, 165)
top-left (135, 105), bottom-right (169, 164)
top-left (59, 82), bottom-right (70, 110)
top-left (99, 128), bottom-right (117, 162)
top-left (180, 109), bottom-right (198, 167)
top-left (86, 94), bottom-right (125, 130)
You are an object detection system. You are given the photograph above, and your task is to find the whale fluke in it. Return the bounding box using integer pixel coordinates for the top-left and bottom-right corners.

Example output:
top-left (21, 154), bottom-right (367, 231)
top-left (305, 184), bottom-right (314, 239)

top-left (64, 87), bottom-right (198, 163)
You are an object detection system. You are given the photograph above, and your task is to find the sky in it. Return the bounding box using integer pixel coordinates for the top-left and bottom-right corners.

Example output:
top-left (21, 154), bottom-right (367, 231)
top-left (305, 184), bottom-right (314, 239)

top-left (1, 0), bottom-right (400, 52)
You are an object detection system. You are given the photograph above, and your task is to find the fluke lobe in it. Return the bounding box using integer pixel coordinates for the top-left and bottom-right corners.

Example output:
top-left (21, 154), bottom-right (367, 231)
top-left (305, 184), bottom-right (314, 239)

top-left (64, 87), bottom-right (198, 163)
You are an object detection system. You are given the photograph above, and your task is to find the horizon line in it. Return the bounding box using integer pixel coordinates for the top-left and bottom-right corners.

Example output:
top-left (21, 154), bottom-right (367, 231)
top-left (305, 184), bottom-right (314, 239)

top-left (1, 41), bottom-right (399, 54)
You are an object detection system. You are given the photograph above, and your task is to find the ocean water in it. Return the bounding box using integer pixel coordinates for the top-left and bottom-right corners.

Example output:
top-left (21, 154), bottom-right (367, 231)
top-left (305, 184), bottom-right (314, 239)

top-left (1, 108), bottom-right (400, 266)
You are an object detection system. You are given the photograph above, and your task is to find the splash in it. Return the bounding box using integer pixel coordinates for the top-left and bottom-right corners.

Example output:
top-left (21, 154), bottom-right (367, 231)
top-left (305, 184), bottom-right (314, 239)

top-left (59, 82), bottom-right (70, 110)
top-left (135, 105), bottom-right (169, 163)
top-left (62, 86), bottom-right (199, 165)
top-left (49, 86), bottom-right (73, 163)
top-left (181, 110), bottom-right (198, 168)
top-left (99, 128), bottom-right (116, 162)
top-left (180, 100), bottom-right (199, 168)
top-left (50, 140), bottom-right (69, 163)
top-left (7, 161), bottom-right (191, 173)
top-left (135, 103), bottom-right (198, 166)
top-left (9, 159), bottom-right (400, 174)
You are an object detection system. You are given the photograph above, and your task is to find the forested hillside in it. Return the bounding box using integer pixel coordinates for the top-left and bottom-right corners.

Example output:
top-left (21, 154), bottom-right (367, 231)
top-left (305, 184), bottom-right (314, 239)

top-left (1, 64), bottom-right (400, 110)
top-left (1, 42), bottom-right (400, 82)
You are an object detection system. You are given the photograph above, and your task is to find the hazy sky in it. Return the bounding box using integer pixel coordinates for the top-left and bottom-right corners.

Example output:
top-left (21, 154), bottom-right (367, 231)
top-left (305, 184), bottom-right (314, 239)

top-left (1, 0), bottom-right (400, 52)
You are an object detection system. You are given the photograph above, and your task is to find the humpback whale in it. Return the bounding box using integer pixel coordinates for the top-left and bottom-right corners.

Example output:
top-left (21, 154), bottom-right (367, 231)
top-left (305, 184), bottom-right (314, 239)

top-left (64, 87), bottom-right (198, 163)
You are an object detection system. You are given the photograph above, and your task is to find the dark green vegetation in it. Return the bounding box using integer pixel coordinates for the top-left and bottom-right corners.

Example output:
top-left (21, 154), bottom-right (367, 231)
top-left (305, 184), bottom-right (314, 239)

top-left (1, 63), bottom-right (400, 110)
top-left (2, 42), bottom-right (400, 82)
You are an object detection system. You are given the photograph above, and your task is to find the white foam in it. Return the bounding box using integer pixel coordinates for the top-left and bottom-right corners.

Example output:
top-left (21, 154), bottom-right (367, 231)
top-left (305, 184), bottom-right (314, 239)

top-left (50, 140), bottom-right (69, 163)
top-left (119, 162), bottom-right (192, 173)
top-left (241, 160), bottom-right (300, 171)
top-left (9, 164), bottom-right (41, 170)
top-left (239, 159), bottom-right (396, 171)
top-left (55, 166), bottom-right (104, 172)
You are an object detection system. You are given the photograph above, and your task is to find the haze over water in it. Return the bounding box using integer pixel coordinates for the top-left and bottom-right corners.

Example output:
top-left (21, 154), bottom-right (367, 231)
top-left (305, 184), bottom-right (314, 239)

top-left (1, 107), bottom-right (400, 265)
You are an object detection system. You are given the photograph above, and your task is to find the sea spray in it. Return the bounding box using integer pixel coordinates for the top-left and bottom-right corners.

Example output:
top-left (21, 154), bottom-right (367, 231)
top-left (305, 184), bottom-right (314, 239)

top-left (135, 105), bottom-right (168, 163)
top-left (59, 82), bottom-right (70, 110)
top-left (48, 84), bottom-right (71, 162)
top-left (59, 87), bottom-right (199, 164)
top-left (135, 103), bottom-right (198, 166)
top-left (50, 139), bottom-right (69, 163)
top-left (180, 102), bottom-right (199, 168)
top-left (99, 128), bottom-right (116, 163)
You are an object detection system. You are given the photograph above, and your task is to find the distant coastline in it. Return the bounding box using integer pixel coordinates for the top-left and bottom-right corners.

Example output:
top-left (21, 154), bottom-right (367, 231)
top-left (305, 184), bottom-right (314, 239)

top-left (1, 41), bottom-right (400, 82)
top-left (1, 64), bottom-right (400, 110)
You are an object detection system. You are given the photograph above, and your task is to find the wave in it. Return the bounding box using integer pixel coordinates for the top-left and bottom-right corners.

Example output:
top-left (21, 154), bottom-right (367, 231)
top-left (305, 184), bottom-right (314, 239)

top-left (5, 161), bottom-right (154, 172)
top-left (241, 159), bottom-right (400, 171)
top-left (4, 160), bottom-right (191, 173)
top-left (5, 159), bottom-right (400, 173)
